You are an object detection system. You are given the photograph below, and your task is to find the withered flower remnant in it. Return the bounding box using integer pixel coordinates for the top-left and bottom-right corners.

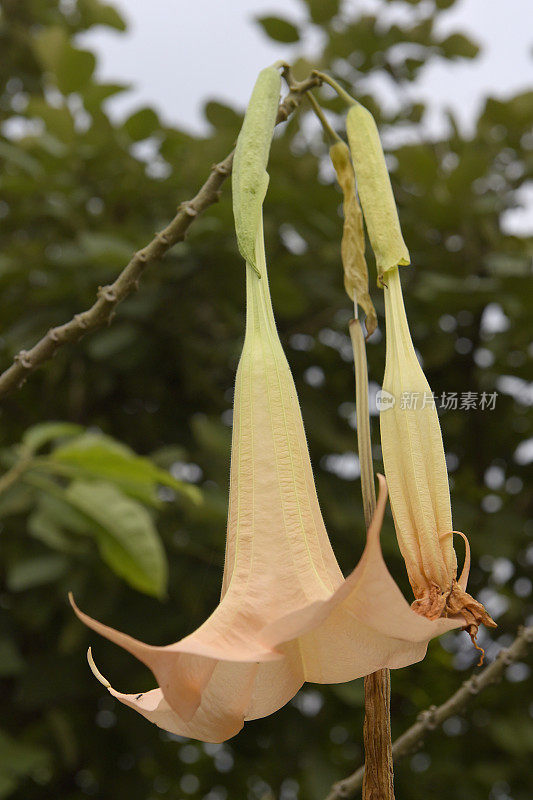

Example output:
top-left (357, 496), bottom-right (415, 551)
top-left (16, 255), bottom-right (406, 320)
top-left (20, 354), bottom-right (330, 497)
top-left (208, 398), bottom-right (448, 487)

top-left (380, 267), bottom-right (496, 645)
top-left (329, 139), bottom-right (377, 336)
top-left (345, 97), bottom-right (496, 651)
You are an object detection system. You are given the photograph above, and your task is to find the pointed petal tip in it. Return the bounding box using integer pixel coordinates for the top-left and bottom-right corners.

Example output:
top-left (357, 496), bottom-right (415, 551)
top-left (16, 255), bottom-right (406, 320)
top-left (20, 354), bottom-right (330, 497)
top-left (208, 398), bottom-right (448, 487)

top-left (87, 647), bottom-right (111, 689)
top-left (365, 474), bottom-right (388, 542)
top-left (454, 531), bottom-right (471, 590)
top-left (68, 591), bottom-right (80, 614)
top-left (376, 473), bottom-right (387, 492)
top-left (69, 592), bottom-right (92, 627)
top-left (437, 531), bottom-right (471, 590)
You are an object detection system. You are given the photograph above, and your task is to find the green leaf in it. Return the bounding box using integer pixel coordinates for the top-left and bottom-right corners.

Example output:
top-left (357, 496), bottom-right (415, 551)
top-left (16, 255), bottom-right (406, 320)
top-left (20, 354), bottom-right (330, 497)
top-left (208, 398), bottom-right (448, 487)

top-left (51, 433), bottom-right (200, 506)
top-left (30, 485), bottom-right (96, 537)
top-left (7, 555), bottom-right (68, 592)
top-left (439, 32), bottom-right (480, 60)
top-left (24, 98), bottom-right (76, 142)
top-left (81, 82), bottom-right (130, 114)
top-left (0, 140), bottom-right (43, 178)
top-left (123, 107), bottom-right (160, 141)
top-left (66, 481), bottom-right (168, 597)
top-left (22, 422), bottom-right (84, 454)
top-left (435, 0), bottom-right (458, 8)
top-left (256, 16), bottom-right (300, 43)
top-left (32, 26), bottom-right (66, 72)
top-left (0, 483), bottom-right (34, 519)
top-left (28, 507), bottom-right (89, 554)
top-left (149, 445), bottom-right (188, 469)
top-left (0, 729), bottom-right (51, 794)
top-left (32, 27), bottom-right (96, 94)
top-left (303, 0), bottom-right (340, 24)
top-left (57, 48), bottom-right (96, 94)
top-left (204, 101), bottom-right (241, 131)
top-left (77, 0), bottom-right (127, 30)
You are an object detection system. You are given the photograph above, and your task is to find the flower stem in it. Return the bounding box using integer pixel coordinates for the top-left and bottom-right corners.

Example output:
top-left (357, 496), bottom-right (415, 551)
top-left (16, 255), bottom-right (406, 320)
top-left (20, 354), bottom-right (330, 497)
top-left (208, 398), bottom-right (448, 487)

top-left (349, 307), bottom-right (376, 527)
top-left (349, 310), bottom-right (395, 800)
top-left (312, 71), bottom-right (357, 106)
top-left (306, 92), bottom-right (342, 145)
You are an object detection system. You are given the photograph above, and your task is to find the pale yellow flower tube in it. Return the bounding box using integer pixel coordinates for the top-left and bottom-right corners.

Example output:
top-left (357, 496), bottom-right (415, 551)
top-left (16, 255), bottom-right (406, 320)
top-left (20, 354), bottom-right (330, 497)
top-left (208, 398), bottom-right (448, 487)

top-left (380, 267), bottom-right (495, 637)
top-left (381, 266), bottom-right (457, 599)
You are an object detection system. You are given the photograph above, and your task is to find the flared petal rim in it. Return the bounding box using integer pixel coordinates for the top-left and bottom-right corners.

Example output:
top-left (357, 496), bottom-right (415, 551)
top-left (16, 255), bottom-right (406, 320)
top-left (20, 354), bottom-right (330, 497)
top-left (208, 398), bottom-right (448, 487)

top-left (72, 476), bottom-right (468, 743)
top-left (259, 476), bottom-right (465, 666)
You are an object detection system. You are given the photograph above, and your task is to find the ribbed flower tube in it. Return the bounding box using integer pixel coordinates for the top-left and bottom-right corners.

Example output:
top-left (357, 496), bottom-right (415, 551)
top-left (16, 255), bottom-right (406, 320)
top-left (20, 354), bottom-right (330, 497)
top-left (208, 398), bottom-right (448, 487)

top-left (381, 267), bottom-right (457, 598)
top-left (380, 268), bottom-right (496, 638)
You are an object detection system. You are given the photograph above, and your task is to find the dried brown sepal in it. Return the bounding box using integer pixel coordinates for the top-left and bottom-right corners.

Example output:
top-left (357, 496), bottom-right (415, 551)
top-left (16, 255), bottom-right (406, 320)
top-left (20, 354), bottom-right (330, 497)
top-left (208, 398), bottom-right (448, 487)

top-left (330, 141), bottom-right (377, 337)
top-left (412, 580), bottom-right (497, 666)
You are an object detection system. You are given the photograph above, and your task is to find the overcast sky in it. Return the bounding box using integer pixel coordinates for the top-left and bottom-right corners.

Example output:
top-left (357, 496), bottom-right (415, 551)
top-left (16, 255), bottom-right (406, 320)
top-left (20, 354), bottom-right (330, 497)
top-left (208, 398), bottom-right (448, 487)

top-left (80, 0), bottom-right (532, 232)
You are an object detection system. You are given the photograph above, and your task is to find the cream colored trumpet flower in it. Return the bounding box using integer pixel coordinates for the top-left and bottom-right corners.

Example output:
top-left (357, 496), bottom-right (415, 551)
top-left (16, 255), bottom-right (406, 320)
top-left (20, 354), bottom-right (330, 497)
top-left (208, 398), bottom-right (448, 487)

top-left (71, 216), bottom-right (469, 744)
top-left (71, 69), bottom-right (476, 745)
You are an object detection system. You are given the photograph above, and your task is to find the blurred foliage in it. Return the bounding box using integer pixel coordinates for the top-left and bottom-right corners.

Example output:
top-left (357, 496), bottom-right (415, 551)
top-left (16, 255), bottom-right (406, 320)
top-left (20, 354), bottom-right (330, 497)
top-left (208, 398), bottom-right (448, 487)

top-left (0, 422), bottom-right (199, 598)
top-left (0, 0), bottom-right (531, 799)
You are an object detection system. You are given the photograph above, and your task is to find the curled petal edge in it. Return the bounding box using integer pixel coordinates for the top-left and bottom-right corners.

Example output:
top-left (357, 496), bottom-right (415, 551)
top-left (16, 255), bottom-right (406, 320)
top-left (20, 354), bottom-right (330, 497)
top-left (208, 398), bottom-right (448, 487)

top-left (71, 476), bottom-right (481, 742)
top-left (259, 475), bottom-right (466, 665)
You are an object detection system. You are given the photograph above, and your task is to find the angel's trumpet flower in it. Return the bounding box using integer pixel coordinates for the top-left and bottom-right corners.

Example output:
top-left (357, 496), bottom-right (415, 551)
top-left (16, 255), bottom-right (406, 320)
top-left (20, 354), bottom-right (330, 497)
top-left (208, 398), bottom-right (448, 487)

top-left (71, 69), bottom-right (476, 745)
top-left (346, 100), bottom-right (495, 645)
top-left (71, 221), bottom-right (467, 742)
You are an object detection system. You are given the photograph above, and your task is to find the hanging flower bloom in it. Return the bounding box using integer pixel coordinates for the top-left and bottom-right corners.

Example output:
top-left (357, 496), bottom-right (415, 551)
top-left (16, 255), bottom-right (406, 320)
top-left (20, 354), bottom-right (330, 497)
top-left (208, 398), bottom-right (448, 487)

top-left (346, 100), bottom-right (495, 648)
top-left (71, 211), bottom-right (468, 742)
top-left (71, 70), bottom-right (477, 745)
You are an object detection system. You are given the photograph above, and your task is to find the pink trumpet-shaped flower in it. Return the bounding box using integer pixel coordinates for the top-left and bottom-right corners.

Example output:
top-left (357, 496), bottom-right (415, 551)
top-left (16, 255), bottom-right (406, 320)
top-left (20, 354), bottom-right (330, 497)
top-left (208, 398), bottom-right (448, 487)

top-left (72, 220), bottom-right (470, 743)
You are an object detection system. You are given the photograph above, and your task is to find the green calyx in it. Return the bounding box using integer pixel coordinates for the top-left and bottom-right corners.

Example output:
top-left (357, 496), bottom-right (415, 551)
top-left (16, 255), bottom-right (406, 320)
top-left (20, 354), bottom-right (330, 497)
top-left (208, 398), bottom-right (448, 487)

top-left (232, 66), bottom-right (281, 277)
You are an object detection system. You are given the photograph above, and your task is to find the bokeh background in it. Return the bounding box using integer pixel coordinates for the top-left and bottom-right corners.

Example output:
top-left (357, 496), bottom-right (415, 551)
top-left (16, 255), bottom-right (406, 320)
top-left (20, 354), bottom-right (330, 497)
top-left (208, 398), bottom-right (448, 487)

top-left (0, 1), bottom-right (532, 799)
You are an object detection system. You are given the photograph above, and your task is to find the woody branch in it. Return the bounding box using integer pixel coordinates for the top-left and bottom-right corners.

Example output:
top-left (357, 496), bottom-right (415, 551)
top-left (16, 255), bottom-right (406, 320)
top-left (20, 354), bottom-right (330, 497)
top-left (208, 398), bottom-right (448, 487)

top-left (0, 71), bottom-right (320, 399)
top-left (325, 624), bottom-right (533, 799)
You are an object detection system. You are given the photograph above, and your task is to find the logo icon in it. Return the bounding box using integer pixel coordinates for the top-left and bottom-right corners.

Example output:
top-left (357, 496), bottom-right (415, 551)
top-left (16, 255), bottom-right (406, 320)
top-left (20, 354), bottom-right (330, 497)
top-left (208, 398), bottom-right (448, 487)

top-left (376, 390), bottom-right (396, 412)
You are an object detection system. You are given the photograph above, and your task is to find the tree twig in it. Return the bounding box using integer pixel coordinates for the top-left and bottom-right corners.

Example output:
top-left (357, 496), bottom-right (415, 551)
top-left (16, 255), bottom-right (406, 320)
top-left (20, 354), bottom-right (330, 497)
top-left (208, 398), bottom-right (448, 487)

top-left (325, 625), bottom-right (533, 799)
top-left (0, 73), bottom-right (321, 399)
